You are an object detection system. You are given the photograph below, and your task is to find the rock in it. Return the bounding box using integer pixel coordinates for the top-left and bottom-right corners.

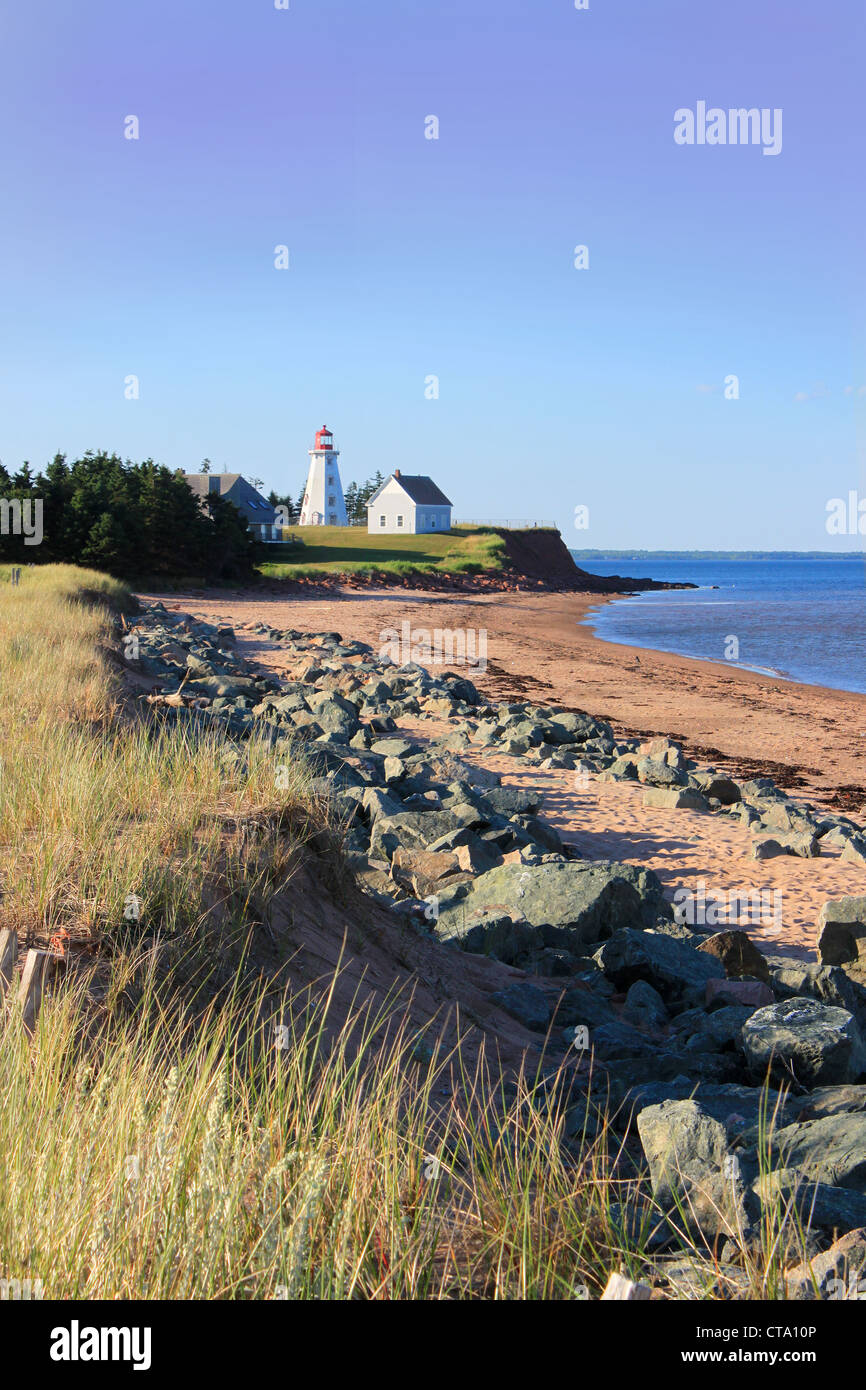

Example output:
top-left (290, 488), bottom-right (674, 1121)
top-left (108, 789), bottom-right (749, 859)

top-left (389, 847), bottom-right (467, 898)
top-left (434, 909), bottom-right (543, 964)
top-left (554, 985), bottom-right (620, 1031)
top-left (768, 1112), bottom-right (866, 1192)
top-left (643, 787), bottom-right (710, 811)
top-left (622, 979), bottom-right (669, 1029)
top-left (453, 840), bottom-right (501, 874)
top-left (768, 955), bottom-right (866, 1022)
top-left (370, 810), bottom-right (465, 860)
top-left (697, 931), bottom-right (771, 983)
top-left (636, 758), bottom-right (687, 788)
top-left (818, 896), bottom-right (866, 980)
top-left (637, 1098), bottom-right (758, 1238)
top-left (607, 755), bottom-right (639, 780)
top-left (705, 978), bottom-right (775, 1009)
top-left (370, 737), bottom-right (416, 758)
top-left (595, 928), bottom-right (725, 1006)
top-left (657, 1257), bottom-right (752, 1299)
top-left (434, 861), bottom-right (669, 951)
top-left (785, 1228), bottom-right (866, 1299)
top-left (750, 838), bottom-right (788, 860)
top-left (741, 999), bottom-right (866, 1086)
top-left (481, 786), bottom-right (543, 817)
top-left (753, 1171), bottom-right (866, 1238)
top-left (692, 774), bottom-right (741, 805)
top-left (489, 982), bottom-right (551, 1033)
top-left (591, 1019), bottom-right (663, 1060)
top-left (546, 710), bottom-right (605, 744)
top-left (842, 839), bottom-right (866, 869)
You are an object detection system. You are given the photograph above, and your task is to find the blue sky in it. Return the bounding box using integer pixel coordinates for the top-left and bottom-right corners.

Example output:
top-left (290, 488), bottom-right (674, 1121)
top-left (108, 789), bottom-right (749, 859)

top-left (1, 0), bottom-right (864, 549)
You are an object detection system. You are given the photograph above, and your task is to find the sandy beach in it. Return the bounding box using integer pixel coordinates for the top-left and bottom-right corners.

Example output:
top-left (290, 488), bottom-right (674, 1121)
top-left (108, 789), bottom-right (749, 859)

top-left (138, 584), bottom-right (866, 962)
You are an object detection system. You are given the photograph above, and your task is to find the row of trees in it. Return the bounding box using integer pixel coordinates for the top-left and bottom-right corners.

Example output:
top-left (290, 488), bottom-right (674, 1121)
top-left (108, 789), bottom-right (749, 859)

top-left (267, 472), bottom-right (386, 525)
top-left (0, 452), bottom-right (257, 579)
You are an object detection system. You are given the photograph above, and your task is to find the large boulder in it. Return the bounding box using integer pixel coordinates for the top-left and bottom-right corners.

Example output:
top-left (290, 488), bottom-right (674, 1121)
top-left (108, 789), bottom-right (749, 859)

top-left (636, 758), bottom-right (687, 788)
top-left (594, 928), bottom-right (724, 1006)
top-left (434, 909), bottom-right (543, 965)
top-left (369, 810), bottom-right (465, 860)
top-left (741, 999), bottom-right (866, 1086)
top-left (637, 1099), bottom-right (758, 1238)
top-left (433, 861), bottom-right (669, 951)
top-left (769, 1111), bottom-right (866, 1192)
top-left (818, 896), bottom-right (866, 981)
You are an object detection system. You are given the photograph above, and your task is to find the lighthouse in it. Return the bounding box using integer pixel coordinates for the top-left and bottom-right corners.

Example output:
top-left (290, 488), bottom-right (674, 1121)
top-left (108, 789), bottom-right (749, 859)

top-left (298, 426), bottom-right (348, 526)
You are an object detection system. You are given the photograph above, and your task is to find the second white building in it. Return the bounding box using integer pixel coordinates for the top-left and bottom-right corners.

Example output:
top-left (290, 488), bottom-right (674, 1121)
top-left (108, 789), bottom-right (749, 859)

top-left (366, 471), bottom-right (453, 534)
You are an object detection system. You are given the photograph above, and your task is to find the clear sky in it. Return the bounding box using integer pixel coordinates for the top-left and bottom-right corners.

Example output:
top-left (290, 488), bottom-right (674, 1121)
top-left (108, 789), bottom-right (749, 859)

top-left (1, 0), bottom-right (864, 549)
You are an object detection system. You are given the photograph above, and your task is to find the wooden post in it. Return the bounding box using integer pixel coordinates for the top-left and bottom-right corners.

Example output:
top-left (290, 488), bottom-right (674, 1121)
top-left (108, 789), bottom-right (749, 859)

top-left (17, 949), bottom-right (54, 1032)
top-left (0, 928), bottom-right (17, 1003)
top-left (601, 1272), bottom-right (654, 1301)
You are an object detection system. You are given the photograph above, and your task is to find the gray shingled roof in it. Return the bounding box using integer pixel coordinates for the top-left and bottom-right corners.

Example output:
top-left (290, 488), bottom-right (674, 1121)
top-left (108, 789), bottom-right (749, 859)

top-left (184, 473), bottom-right (277, 526)
top-left (366, 474), bottom-right (452, 508)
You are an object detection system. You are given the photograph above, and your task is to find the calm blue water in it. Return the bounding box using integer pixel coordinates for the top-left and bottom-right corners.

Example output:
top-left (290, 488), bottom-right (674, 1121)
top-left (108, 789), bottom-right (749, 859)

top-left (570, 554), bottom-right (866, 695)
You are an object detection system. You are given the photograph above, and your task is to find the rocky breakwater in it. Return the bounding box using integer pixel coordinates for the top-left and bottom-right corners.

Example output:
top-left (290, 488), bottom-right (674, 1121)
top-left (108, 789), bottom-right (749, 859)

top-left (130, 601), bottom-right (866, 1294)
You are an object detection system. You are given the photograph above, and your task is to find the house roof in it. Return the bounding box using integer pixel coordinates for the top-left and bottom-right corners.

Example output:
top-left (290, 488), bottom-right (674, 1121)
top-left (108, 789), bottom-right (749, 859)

top-left (366, 474), bottom-right (452, 508)
top-left (184, 473), bottom-right (277, 525)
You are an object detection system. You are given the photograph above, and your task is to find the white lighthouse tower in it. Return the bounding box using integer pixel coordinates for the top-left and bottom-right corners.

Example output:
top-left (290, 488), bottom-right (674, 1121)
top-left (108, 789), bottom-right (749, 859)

top-left (299, 426), bottom-right (348, 527)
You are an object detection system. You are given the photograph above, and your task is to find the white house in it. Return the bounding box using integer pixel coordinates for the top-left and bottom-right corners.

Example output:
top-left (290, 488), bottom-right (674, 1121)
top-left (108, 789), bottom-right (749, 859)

top-left (366, 471), bottom-right (452, 534)
top-left (299, 426), bottom-right (348, 526)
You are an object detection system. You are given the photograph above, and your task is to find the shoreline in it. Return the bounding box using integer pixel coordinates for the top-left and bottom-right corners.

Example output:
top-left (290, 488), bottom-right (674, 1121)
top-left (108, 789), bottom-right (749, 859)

top-left (134, 583), bottom-right (866, 966)
top-left (139, 585), bottom-right (866, 812)
top-left (585, 587), bottom-right (865, 699)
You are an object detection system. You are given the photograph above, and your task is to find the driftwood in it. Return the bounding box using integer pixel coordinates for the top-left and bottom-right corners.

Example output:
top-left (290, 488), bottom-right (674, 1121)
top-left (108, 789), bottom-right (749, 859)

top-left (0, 928), bottom-right (17, 1002)
top-left (600, 1272), bottom-right (654, 1301)
top-left (140, 670), bottom-right (209, 709)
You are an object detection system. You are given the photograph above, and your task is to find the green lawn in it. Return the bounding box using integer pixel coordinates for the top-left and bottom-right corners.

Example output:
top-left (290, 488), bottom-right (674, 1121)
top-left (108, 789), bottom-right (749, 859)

top-left (258, 525), bottom-right (508, 577)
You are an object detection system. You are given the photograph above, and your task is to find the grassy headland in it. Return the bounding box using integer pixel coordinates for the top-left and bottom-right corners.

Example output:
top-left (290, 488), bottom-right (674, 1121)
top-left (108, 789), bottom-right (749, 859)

top-left (259, 524), bottom-right (510, 579)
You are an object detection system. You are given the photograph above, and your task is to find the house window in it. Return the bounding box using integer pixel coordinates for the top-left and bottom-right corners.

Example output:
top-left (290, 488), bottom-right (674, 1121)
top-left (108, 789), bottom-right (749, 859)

top-left (431, 518), bottom-right (436, 528)
top-left (379, 514), bottom-right (386, 527)
top-left (328, 495), bottom-right (335, 506)
top-left (397, 515), bottom-right (403, 527)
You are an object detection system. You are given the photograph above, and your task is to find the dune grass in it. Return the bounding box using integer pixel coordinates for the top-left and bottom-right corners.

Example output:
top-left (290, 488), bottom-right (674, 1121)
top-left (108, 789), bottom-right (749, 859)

top-left (0, 565), bottom-right (824, 1300)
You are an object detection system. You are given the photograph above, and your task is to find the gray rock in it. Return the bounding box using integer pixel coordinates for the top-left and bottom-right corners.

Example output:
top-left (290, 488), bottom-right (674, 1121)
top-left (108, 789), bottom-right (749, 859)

top-left (622, 979), bottom-right (669, 1029)
top-left (741, 999), bottom-right (866, 1086)
top-left (594, 928), bottom-right (725, 1006)
top-left (769, 1111), bottom-right (866, 1192)
top-left (434, 861), bottom-right (669, 951)
top-left (489, 982), bottom-right (551, 1032)
top-left (643, 787), bottom-right (710, 812)
top-left (637, 1098), bottom-right (758, 1238)
top-left (370, 737), bottom-right (416, 758)
top-left (818, 896), bottom-right (866, 980)
top-left (636, 758), bottom-right (687, 788)
top-left (434, 909), bottom-right (542, 965)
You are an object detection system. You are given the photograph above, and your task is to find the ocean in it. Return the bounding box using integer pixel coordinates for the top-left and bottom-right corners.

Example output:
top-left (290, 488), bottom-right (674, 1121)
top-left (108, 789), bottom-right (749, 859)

top-left (570, 553), bottom-right (866, 696)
